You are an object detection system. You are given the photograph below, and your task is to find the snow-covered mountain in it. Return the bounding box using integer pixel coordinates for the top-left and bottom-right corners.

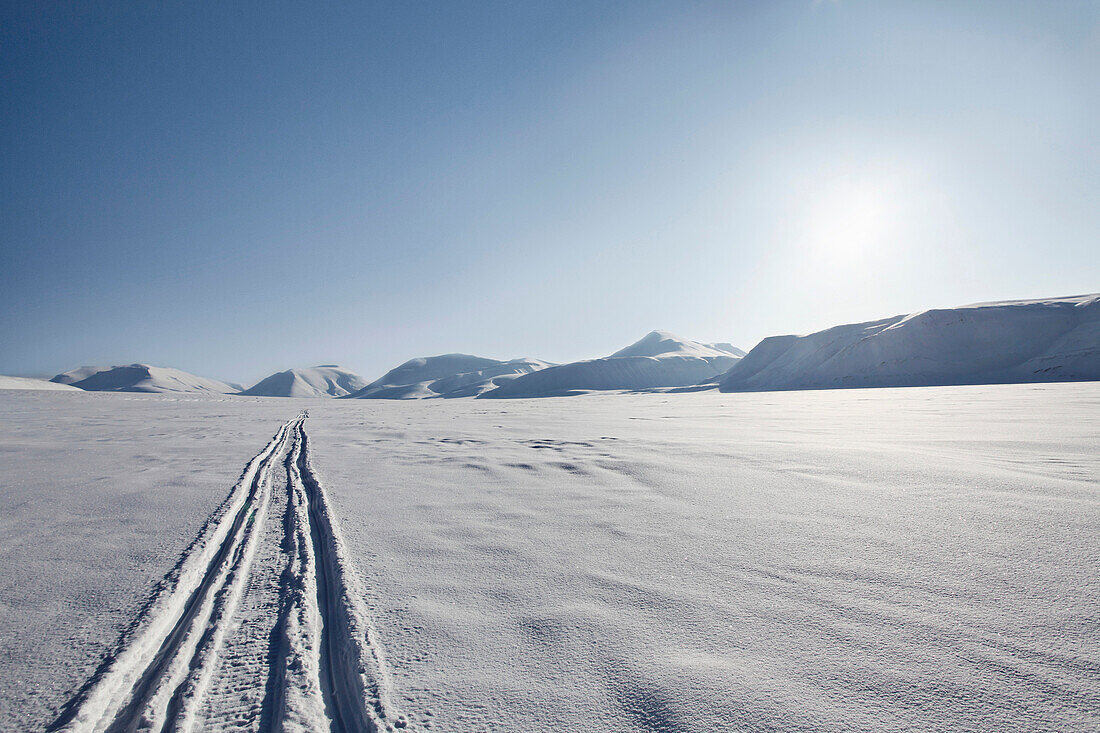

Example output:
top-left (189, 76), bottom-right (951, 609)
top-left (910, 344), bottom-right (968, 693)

top-left (609, 330), bottom-right (746, 359)
top-left (481, 331), bottom-right (743, 398)
top-left (719, 294), bottom-right (1100, 392)
top-left (345, 354), bottom-right (553, 399)
top-left (240, 365), bottom-right (369, 398)
top-left (701, 342), bottom-right (746, 357)
top-left (0, 375), bottom-right (82, 391)
top-left (63, 364), bottom-right (238, 394)
top-left (50, 366), bottom-right (110, 385)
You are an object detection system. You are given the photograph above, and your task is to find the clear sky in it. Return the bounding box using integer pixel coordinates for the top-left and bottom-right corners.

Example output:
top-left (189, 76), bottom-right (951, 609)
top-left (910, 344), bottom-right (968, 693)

top-left (2, 1), bottom-right (1097, 384)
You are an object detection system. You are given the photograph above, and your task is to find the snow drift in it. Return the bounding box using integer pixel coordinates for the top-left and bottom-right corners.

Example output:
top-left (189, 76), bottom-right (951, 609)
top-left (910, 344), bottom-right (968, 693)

top-left (345, 354), bottom-right (553, 399)
top-left (64, 364), bottom-right (238, 394)
top-left (239, 365), bottom-right (369, 398)
top-left (0, 376), bottom-right (82, 391)
top-left (481, 331), bottom-right (743, 398)
top-left (720, 294), bottom-right (1100, 392)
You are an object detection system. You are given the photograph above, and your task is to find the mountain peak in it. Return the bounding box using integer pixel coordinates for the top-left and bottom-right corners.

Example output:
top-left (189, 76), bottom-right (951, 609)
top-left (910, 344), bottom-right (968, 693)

top-left (610, 331), bottom-right (742, 359)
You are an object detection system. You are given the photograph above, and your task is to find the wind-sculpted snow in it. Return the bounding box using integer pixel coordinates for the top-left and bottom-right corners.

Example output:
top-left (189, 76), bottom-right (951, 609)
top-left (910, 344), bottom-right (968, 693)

top-left (65, 364), bottom-right (238, 394)
top-left (241, 365), bottom-right (370, 398)
top-left (0, 375), bottom-right (82, 391)
top-left (482, 331), bottom-right (741, 397)
top-left (720, 293), bottom-right (1100, 392)
top-left (347, 354), bottom-right (552, 399)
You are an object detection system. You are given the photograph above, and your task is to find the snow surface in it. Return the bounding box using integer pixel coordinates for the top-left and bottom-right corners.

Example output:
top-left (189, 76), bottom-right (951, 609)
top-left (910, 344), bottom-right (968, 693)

top-left (483, 331), bottom-right (742, 398)
top-left (0, 375), bottom-right (82, 391)
top-left (65, 364), bottom-right (238, 394)
top-left (0, 391), bottom-right (295, 730)
top-left (2, 385), bottom-right (1097, 731)
top-left (346, 354), bottom-right (553, 399)
top-left (240, 365), bottom-right (370, 398)
top-left (721, 293), bottom-right (1100, 392)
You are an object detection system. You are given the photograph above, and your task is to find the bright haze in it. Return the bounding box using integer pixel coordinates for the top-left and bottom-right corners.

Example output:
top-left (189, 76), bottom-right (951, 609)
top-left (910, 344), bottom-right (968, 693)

top-left (2, 1), bottom-right (1096, 384)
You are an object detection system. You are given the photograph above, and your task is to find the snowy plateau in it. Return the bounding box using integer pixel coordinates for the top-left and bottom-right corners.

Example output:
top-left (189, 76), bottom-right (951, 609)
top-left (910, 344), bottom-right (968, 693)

top-left (0, 384), bottom-right (1097, 732)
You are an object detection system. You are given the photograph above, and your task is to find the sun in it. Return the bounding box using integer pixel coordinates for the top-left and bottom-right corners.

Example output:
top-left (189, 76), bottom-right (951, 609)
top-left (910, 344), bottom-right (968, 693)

top-left (801, 173), bottom-right (897, 261)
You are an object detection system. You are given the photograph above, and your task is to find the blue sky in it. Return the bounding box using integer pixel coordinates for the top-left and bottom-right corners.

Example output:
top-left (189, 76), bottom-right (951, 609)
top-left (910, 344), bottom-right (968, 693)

top-left (2, 1), bottom-right (1097, 383)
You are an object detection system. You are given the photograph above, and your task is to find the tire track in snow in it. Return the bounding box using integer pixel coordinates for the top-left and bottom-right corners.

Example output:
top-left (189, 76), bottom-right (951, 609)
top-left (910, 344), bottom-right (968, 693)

top-left (281, 418), bottom-right (406, 732)
top-left (50, 415), bottom-right (301, 733)
top-left (49, 413), bottom-right (408, 732)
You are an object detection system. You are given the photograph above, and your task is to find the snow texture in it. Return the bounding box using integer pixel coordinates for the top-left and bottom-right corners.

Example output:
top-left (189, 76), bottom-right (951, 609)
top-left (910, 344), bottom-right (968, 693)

top-left (0, 392), bottom-right (297, 730)
top-left (0, 395), bottom-right (406, 732)
top-left (720, 293), bottom-right (1100, 392)
top-left (240, 365), bottom-right (370, 398)
top-left (482, 331), bottom-right (742, 397)
top-left (63, 364), bottom-right (238, 394)
top-left (346, 354), bottom-right (552, 399)
top-left (3, 385), bottom-right (1096, 731)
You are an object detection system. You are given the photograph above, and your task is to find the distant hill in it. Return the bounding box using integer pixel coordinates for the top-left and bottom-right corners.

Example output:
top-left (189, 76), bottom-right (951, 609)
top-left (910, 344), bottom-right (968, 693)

top-left (50, 366), bottom-right (110, 385)
top-left (345, 354), bottom-right (552, 399)
top-left (609, 330), bottom-right (745, 359)
top-left (0, 375), bottom-right (82, 391)
top-left (240, 365), bottom-right (369, 398)
top-left (480, 331), bottom-right (743, 398)
top-left (63, 364), bottom-right (238, 394)
top-left (719, 294), bottom-right (1100, 392)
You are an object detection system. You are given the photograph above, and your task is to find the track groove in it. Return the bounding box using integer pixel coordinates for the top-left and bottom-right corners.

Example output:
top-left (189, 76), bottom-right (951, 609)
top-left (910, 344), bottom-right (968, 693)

top-left (50, 413), bottom-right (406, 733)
top-left (287, 422), bottom-right (402, 732)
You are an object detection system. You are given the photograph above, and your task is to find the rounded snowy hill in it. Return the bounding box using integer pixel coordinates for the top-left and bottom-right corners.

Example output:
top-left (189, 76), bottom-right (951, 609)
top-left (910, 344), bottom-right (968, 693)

top-left (239, 365), bottom-right (369, 398)
top-left (0, 376), bottom-right (82, 391)
top-left (346, 354), bottom-right (552, 399)
top-left (481, 331), bottom-right (743, 398)
top-left (720, 293), bottom-right (1100, 392)
top-left (63, 364), bottom-right (238, 394)
top-left (50, 366), bottom-right (111, 385)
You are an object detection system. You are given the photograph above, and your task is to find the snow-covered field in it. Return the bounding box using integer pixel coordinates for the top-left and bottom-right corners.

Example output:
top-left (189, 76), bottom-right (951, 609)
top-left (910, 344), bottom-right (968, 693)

top-left (1, 385), bottom-right (1097, 731)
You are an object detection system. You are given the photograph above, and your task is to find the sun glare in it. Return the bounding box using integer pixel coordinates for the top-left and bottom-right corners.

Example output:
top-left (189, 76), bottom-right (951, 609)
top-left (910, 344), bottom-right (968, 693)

top-left (801, 173), bottom-right (897, 261)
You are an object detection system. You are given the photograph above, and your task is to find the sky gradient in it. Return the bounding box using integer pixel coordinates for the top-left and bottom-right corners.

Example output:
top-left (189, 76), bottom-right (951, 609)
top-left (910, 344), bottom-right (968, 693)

top-left (2, 1), bottom-right (1097, 384)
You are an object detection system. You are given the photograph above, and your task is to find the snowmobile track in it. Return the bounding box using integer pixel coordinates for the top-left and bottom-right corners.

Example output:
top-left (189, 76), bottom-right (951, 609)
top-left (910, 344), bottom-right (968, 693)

top-left (49, 413), bottom-right (405, 733)
top-left (284, 420), bottom-right (400, 732)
